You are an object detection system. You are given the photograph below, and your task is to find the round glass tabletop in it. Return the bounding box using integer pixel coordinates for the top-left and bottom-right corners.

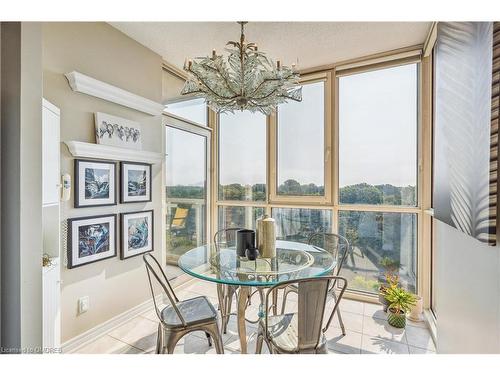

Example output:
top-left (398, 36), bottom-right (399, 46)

top-left (177, 240), bottom-right (337, 287)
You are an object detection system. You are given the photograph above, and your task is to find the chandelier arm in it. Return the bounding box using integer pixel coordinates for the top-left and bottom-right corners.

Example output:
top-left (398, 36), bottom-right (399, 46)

top-left (250, 77), bottom-right (281, 97)
top-left (200, 63), bottom-right (239, 97)
top-left (251, 70), bottom-right (297, 96)
top-left (251, 73), bottom-right (300, 100)
top-left (188, 68), bottom-right (239, 100)
top-left (282, 91), bottom-right (302, 102)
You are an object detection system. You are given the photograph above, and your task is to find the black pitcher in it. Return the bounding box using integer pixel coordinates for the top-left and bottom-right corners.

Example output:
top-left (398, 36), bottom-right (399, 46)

top-left (236, 229), bottom-right (255, 257)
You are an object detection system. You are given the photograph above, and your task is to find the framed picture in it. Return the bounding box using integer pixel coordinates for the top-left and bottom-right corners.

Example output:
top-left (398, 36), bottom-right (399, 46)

top-left (120, 162), bottom-right (152, 203)
top-left (95, 112), bottom-right (142, 150)
top-left (120, 210), bottom-right (154, 259)
top-left (67, 214), bottom-right (117, 268)
top-left (74, 159), bottom-right (117, 208)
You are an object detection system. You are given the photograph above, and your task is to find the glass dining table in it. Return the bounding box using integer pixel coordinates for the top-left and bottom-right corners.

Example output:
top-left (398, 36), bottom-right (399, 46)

top-left (178, 240), bottom-right (336, 353)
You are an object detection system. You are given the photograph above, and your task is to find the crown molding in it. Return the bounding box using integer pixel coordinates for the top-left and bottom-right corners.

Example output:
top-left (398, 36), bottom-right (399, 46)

top-left (65, 141), bottom-right (162, 164)
top-left (65, 71), bottom-right (164, 116)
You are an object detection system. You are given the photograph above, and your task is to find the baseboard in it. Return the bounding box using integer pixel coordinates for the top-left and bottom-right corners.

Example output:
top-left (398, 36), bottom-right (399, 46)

top-left (61, 295), bottom-right (161, 353)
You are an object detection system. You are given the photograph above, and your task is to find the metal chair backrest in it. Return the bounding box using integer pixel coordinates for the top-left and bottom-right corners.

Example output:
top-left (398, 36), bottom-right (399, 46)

top-left (143, 253), bottom-right (186, 326)
top-left (308, 232), bottom-right (350, 277)
top-left (264, 276), bottom-right (348, 352)
top-left (213, 227), bottom-right (244, 252)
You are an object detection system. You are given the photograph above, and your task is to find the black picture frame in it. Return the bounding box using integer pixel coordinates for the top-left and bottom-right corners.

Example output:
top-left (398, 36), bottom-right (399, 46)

top-left (67, 214), bottom-right (117, 269)
top-left (74, 159), bottom-right (117, 208)
top-left (120, 161), bottom-right (152, 204)
top-left (120, 210), bottom-right (154, 260)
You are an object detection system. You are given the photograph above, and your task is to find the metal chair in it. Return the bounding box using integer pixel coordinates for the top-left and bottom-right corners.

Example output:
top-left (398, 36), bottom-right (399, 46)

top-left (280, 233), bottom-right (350, 335)
top-left (213, 227), bottom-right (250, 334)
top-left (143, 253), bottom-right (224, 354)
top-left (256, 275), bottom-right (348, 354)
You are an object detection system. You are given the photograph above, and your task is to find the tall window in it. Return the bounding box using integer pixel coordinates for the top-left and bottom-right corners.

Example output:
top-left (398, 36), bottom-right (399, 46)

top-left (277, 81), bottom-right (325, 196)
top-left (165, 121), bottom-right (209, 265)
top-left (218, 111), bottom-right (267, 202)
top-left (211, 59), bottom-right (421, 298)
top-left (339, 64), bottom-right (418, 206)
top-left (337, 62), bottom-right (419, 294)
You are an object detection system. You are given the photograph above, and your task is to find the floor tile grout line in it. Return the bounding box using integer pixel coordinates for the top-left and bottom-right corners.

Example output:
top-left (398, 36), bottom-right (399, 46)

top-left (104, 334), bottom-right (147, 353)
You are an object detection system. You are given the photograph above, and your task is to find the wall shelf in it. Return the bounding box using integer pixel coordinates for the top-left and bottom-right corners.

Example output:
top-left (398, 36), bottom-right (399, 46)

top-left (65, 71), bottom-right (164, 116)
top-left (65, 141), bottom-right (162, 164)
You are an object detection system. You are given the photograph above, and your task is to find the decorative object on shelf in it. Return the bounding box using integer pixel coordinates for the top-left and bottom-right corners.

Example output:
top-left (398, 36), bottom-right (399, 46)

top-left (120, 162), bottom-right (152, 203)
top-left (65, 141), bottom-right (162, 165)
top-left (383, 282), bottom-right (417, 329)
top-left (120, 210), bottom-right (154, 259)
top-left (256, 214), bottom-right (276, 258)
top-left (67, 214), bottom-right (117, 268)
top-left (236, 229), bottom-right (255, 257)
top-left (65, 71), bottom-right (164, 116)
top-left (94, 112), bottom-right (142, 150)
top-left (408, 295), bottom-right (424, 322)
top-left (74, 159), bottom-right (117, 208)
top-left (181, 21), bottom-right (302, 115)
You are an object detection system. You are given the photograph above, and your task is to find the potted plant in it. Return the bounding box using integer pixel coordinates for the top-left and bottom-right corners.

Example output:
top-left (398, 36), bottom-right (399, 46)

top-left (383, 285), bottom-right (417, 328)
top-left (378, 273), bottom-right (398, 312)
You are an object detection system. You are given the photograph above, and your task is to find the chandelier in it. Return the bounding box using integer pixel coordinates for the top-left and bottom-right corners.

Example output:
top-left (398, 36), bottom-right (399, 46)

top-left (181, 21), bottom-right (302, 115)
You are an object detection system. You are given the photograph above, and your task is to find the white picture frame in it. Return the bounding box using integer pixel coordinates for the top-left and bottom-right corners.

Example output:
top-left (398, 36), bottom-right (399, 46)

top-left (120, 210), bottom-right (154, 259)
top-left (94, 112), bottom-right (142, 150)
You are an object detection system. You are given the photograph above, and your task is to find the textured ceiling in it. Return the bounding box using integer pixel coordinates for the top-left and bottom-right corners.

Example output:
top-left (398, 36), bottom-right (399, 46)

top-left (110, 22), bottom-right (431, 70)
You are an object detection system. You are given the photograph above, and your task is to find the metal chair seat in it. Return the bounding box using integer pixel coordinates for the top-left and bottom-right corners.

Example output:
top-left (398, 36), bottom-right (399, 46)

top-left (160, 296), bottom-right (218, 328)
top-left (256, 275), bottom-right (347, 355)
top-left (143, 254), bottom-right (224, 354)
top-left (260, 313), bottom-right (328, 354)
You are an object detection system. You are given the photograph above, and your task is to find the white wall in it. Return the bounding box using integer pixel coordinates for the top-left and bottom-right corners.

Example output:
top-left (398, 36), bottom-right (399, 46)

top-left (42, 22), bottom-right (163, 343)
top-left (435, 220), bottom-right (500, 353)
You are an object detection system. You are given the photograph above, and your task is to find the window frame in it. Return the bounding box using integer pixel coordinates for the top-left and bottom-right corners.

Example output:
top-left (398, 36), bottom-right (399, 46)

top-left (269, 71), bottom-right (333, 205)
top-left (206, 47), bottom-right (431, 304)
top-left (163, 96), bottom-right (209, 127)
top-left (163, 113), bottom-right (212, 273)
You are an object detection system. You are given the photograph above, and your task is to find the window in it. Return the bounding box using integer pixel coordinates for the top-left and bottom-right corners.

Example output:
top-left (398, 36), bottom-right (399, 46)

top-left (165, 98), bottom-right (208, 126)
top-left (272, 208), bottom-right (332, 243)
top-left (210, 56), bottom-right (423, 300)
top-left (277, 81), bottom-right (326, 196)
top-left (218, 111), bottom-right (267, 201)
top-left (218, 206), bottom-right (265, 230)
top-left (338, 64), bottom-right (418, 206)
top-left (165, 124), bottom-right (209, 264)
top-left (338, 210), bottom-right (417, 294)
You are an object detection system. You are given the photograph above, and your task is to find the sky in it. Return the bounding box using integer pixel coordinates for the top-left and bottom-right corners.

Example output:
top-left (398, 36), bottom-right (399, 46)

top-left (165, 63), bottom-right (417, 188)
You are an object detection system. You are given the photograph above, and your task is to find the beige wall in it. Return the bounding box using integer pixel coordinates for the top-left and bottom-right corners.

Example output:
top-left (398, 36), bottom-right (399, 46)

top-left (42, 22), bottom-right (163, 343)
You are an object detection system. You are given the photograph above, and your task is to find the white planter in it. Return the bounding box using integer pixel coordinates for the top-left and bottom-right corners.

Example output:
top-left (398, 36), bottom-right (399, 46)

top-left (408, 295), bottom-right (424, 322)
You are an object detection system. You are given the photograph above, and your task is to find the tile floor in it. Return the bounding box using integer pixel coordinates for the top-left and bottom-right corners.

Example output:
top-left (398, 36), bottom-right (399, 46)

top-left (75, 279), bottom-right (436, 354)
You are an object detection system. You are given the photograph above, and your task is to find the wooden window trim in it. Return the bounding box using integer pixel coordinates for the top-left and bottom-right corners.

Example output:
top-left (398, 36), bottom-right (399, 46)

top-left (206, 47), bottom-right (432, 302)
top-left (269, 72), bottom-right (333, 205)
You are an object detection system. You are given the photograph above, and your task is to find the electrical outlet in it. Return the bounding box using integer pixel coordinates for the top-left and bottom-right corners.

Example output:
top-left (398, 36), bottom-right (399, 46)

top-left (78, 296), bottom-right (90, 314)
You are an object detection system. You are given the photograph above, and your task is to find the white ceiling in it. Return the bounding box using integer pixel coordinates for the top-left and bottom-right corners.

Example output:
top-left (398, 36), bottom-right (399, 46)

top-left (110, 22), bottom-right (431, 71)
